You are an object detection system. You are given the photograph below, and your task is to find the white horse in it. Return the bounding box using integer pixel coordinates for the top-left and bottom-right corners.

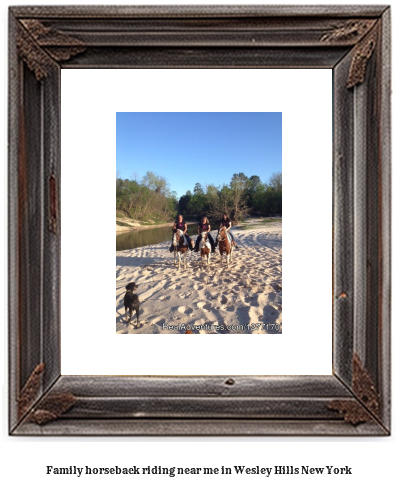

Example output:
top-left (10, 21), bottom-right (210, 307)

top-left (173, 229), bottom-right (189, 270)
top-left (217, 226), bottom-right (234, 268)
top-left (200, 231), bottom-right (211, 268)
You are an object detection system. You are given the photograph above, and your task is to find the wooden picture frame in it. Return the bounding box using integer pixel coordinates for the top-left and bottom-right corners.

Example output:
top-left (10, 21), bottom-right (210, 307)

top-left (8, 5), bottom-right (391, 436)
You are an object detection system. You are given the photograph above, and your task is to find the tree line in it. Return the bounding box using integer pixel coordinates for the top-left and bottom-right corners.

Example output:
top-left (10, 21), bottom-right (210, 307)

top-left (178, 172), bottom-right (282, 222)
top-left (116, 171), bottom-right (177, 222)
top-left (116, 171), bottom-right (281, 223)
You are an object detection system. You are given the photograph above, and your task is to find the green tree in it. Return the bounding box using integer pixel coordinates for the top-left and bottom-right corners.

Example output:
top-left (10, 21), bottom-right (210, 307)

top-left (188, 193), bottom-right (207, 215)
top-left (269, 172), bottom-right (282, 192)
top-left (193, 182), bottom-right (204, 195)
top-left (245, 175), bottom-right (262, 208)
top-left (229, 173), bottom-right (249, 221)
top-left (116, 173), bottom-right (177, 223)
top-left (142, 171), bottom-right (169, 196)
top-left (178, 193), bottom-right (192, 215)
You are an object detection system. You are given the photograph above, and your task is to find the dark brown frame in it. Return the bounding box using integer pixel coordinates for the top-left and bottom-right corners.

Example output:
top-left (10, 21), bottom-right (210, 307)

top-left (8, 5), bottom-right (391, 436)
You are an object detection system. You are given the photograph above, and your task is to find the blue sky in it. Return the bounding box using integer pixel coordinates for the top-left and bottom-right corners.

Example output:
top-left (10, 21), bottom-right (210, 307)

top-left (116, 112), bottom-right (282, 198)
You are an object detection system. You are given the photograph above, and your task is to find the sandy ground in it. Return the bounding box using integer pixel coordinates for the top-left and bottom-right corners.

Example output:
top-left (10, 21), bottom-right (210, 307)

top-left (116, 222), bottom-right (282, 334)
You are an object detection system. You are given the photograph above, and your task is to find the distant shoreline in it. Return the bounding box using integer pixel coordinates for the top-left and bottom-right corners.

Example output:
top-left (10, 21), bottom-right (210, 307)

top-left (116, 217), bottom-right (282, 235)
top-left (116, 220), bottom-right (197, 235)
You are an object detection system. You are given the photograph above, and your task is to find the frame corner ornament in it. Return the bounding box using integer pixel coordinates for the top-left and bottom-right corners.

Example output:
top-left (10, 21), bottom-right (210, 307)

top-left (352, 353), bottom-right (380, 417)
top-left (27, 392), bottom-right (77, 425)
top-left (17, 19), bottom-right (85, 81)
top-left (328, 354), bottom-right (380, 425)
top-left (346, 27), bottom-right (378, 88)
top-left (17, 363), bottom-right (45, 419)
top-left (320, 19), bottom-right (376, 44)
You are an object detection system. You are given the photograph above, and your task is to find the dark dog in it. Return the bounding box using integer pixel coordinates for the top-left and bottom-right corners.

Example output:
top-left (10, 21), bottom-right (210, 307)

top-left (124, 282), bottom-right (140, 326)
top-left (125, 282), bottom-right (138, 292)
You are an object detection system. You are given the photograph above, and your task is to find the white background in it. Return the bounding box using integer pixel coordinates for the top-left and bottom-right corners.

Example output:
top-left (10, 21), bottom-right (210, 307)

top-left (1, 1), bottom-right (397, 491)
top-left (61, 68), bottom-right (332, 376)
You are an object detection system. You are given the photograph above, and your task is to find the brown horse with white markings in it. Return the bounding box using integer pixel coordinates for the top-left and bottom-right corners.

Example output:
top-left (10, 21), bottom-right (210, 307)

top-left (217, 226), bottom-right (234, 268)
top-left (173, 228), bottom-right (189, 270)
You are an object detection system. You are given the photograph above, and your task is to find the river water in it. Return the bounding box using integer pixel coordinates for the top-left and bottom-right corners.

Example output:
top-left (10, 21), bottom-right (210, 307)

top-left (117, 223), bottom-right (204, 251)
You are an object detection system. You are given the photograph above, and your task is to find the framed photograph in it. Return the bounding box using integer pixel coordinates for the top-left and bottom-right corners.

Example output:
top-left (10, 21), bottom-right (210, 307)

top-left (9, 5), bottom-right (391, 435)
top-left (115, 111), bottom-right (284, 336)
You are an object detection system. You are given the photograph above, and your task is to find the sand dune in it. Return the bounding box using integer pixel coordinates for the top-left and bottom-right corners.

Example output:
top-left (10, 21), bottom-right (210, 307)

top-left (116, 223), bottom-right (282, 334)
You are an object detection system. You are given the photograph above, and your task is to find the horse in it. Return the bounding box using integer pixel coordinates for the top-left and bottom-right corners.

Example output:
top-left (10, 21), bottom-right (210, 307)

top-left (217, 226), bottom-right (234, 268)
top-left (172, 229), bottom-right (189, 270)
top-left (200, 231), bottom-right (211, 268)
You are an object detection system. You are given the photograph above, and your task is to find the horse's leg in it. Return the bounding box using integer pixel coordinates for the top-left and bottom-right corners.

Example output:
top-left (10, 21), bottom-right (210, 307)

top-left (183, 251), bottom-right (187, 269)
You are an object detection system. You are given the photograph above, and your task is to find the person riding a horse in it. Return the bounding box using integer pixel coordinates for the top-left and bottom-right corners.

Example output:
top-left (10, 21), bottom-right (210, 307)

top-left (169, 214), bottom-right (194, 252)
top-left (193, 216), bottom-right (216, 253)
top-left (215, 213), bottom-right (239, 249)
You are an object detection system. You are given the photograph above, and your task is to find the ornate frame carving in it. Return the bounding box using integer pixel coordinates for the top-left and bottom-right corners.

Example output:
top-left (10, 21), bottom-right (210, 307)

top-left (8, 5), bottom-right (391, 435)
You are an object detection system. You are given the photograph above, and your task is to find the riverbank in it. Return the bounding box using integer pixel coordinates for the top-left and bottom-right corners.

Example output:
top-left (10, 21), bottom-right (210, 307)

top-left (116, 222), bottom-right (282, 334)
top-left (116, 215), bottom-right (281, 235)
top-left (116, 217), bottom-right (197, 235)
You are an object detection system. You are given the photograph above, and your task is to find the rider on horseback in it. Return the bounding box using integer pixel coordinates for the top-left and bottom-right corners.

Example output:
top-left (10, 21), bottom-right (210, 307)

top-left (169, 215), bottom-right (194, 252)
top-left (193, 216), bottom-right (216, 253)
top-left (215, 213), bottom-right (239, 249)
